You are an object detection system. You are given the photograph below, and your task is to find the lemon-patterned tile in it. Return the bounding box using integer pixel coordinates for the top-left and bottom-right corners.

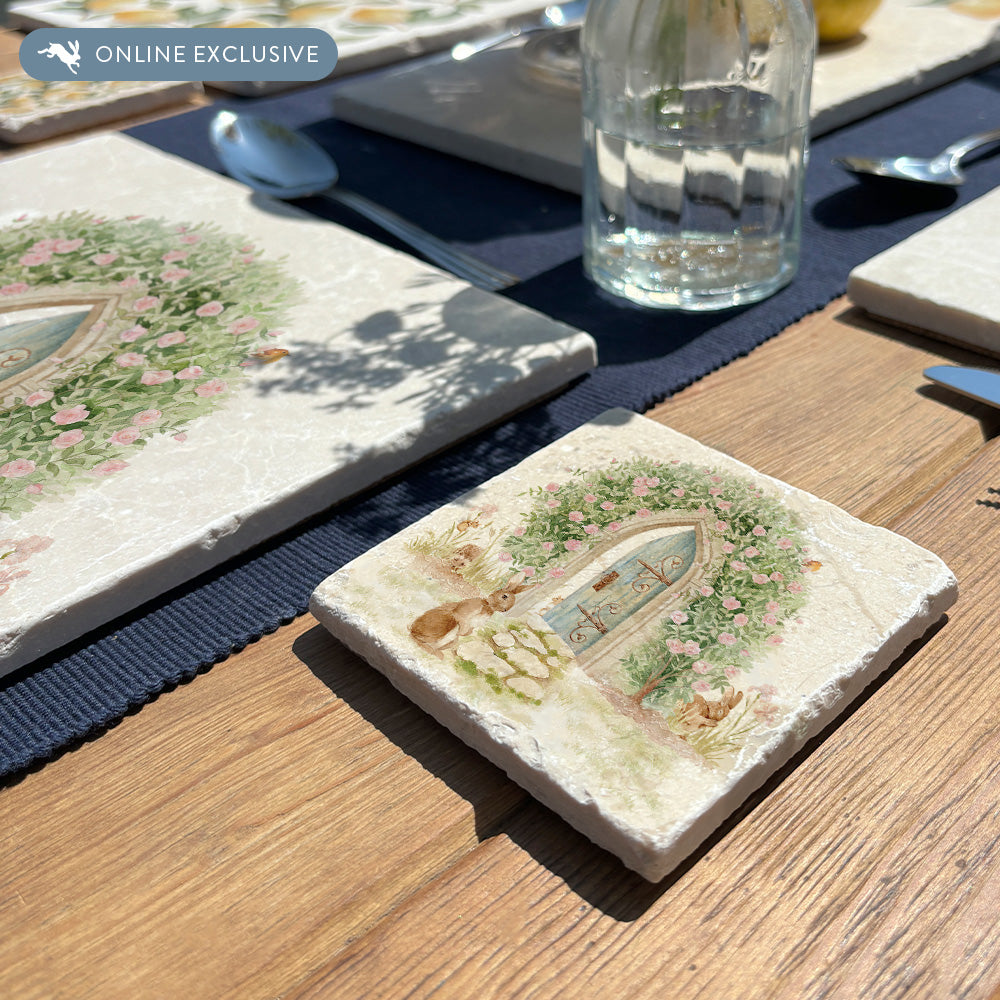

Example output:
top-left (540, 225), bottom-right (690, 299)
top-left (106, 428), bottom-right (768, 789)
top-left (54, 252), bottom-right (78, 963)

top-left (9, 0), bottom-right (557, 83)
top-left (0, 72), bottom-right (200, 143)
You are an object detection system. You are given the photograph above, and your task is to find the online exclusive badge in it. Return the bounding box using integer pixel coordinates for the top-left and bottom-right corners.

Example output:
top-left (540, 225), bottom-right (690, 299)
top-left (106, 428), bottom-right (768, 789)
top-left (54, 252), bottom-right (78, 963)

top-left (21, 27), bottom-right (338, 82)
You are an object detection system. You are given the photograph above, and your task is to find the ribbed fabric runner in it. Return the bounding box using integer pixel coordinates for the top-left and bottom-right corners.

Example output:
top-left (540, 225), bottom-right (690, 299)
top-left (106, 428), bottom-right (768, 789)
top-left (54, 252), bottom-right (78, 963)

top-left (3, 64), bottom-right (999, 779)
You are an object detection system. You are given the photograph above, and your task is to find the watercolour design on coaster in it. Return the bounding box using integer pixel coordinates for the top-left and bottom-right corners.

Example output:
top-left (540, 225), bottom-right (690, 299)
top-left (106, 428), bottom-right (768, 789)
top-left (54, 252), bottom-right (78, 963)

top-left (8, 0), bottom-right (556, 74)
top-left (9, 0), bottom-right (537, 37)
top-left (402, 454), bottom-right (813, 761)
top-left (0, 212), bottom-right (297, 519)
top-left (310, 410), bottom-right (958, 881)
top-left (0, 76), bottom-right (147, 119)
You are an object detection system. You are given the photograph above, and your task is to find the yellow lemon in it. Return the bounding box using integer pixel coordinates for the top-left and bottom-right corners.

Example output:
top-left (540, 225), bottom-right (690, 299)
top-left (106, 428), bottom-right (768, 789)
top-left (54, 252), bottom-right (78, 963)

top-left (112, 8), bottom-right (178, 22)
top-left (948, 0), bottom-right (1000, 17)
top-left (349, 7), bottom-right (410, 23)
top-left (811, 0), bottom-right (882, 41)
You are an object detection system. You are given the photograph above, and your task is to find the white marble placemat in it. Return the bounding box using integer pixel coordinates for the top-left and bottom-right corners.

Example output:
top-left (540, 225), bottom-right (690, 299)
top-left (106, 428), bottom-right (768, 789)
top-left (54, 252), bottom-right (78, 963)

top-left (8, 0), bottom-right (554, 93)
top-left (848, 186), bottom-right (1000, 357)
top-left (310, 409), bottom-right (957, 881)
top-left (0, 134), bottom-right (595, 675)
top-left (331, 0), bottom-right (1000, 193)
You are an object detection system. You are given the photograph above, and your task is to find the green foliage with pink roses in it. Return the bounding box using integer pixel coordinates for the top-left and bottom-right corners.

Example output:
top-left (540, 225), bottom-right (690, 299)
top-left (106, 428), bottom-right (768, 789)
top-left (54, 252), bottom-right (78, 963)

top-left (500, 457), bottom-right (813, 708)
top-left (0, 212), bottom-right (298, 519)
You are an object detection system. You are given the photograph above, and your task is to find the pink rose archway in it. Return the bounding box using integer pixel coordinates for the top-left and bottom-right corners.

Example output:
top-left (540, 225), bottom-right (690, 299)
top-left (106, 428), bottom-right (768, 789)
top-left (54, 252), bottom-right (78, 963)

top-left (0, 212), bottom-right (298, 520)
top-left (498, 457), bottom-right (815, 726)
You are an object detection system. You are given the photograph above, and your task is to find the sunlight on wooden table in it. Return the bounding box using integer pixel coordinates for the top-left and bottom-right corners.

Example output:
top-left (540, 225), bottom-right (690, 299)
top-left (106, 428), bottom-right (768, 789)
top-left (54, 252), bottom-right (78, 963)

top-left (3, 298), bottom-right (1000, 999)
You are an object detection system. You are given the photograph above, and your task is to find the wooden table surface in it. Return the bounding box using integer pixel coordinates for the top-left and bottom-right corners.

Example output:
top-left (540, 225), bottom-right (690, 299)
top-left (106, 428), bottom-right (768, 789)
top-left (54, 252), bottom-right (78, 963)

top-left (3, 291), bottom-right (1000, 998)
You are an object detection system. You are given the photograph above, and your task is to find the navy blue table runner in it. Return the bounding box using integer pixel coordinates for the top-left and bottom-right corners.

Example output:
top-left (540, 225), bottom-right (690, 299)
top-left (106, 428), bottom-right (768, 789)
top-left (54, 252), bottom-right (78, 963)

top-left (2, 64), bottom-right (999, 778)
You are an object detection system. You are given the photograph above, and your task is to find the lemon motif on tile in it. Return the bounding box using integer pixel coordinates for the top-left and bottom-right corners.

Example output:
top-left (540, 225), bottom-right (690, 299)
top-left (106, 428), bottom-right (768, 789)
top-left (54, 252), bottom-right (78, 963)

top-left (812, 0), bottom-right (882, 41)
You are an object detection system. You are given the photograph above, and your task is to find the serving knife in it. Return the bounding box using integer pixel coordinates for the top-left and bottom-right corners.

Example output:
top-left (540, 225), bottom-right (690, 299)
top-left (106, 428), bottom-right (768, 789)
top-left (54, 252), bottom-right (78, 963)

top-left (924, 365), bottom-right (1000, 408)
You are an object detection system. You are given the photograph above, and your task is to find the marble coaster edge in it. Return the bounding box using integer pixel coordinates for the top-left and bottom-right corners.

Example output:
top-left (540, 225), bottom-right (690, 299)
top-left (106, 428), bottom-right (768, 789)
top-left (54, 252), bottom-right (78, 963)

top-left (0, 81), bottom-right (202, 145)
top-left (308, 409), bottom-right (959, 880)
top-left (309, 562), bottom-right (956, 881)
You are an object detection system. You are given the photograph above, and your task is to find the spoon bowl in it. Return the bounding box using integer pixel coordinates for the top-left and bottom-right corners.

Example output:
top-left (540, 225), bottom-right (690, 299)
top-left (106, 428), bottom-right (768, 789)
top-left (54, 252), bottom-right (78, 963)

top-left (211, 111), bottom-right (337, 199)
top-left (835, 154), bottom-right (966, 186)
top-left (835, 127), bottom-right (1000, 187)
top-left (208, 111), bottom-right (518, 291)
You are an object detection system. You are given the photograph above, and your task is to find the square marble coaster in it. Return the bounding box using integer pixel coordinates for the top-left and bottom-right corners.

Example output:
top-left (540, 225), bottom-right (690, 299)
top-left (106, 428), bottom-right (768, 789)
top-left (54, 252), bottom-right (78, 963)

top-left (0, 74), bottom-right (202, 144)
top-left (0, 134), bottom-right (595, 675)
top-left (331, 0), bottom-right (1000, 192)
top-left (848, 186), bottom-right (1000, 358)
top-left (310, 409), bottom-right (957, 881)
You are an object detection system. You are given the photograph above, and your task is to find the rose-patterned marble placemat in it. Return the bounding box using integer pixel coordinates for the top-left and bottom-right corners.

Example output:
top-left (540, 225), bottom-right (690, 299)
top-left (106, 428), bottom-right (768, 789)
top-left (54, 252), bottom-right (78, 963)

top-left (310, 410), bottom-right (957, 881)
top-left (0, 134), bottom-right (595, 675)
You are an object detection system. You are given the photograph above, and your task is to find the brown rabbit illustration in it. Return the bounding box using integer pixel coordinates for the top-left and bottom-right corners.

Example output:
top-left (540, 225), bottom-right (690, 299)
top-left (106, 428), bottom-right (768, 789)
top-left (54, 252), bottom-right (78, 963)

top-left (448, 543), bottom-right (483, 572)
top-left (409, 572), bottom-right (534, 658)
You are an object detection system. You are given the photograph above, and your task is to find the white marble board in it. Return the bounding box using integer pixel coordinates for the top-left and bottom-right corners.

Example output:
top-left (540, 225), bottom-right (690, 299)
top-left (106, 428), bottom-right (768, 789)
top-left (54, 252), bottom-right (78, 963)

top-left (310, 409), bottom-right (957, 881)
top-left (331, 0), bottom-right (1000, 193)
top-left (848, 186), bottom-right (1000, 358)
top-left (0, 134), bottom-right (596, 675)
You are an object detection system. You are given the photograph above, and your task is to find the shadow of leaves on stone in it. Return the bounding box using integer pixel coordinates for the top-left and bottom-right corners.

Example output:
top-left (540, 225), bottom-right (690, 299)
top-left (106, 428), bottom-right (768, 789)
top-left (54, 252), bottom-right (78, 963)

top-left (246, 280), bottom-right (586, 468)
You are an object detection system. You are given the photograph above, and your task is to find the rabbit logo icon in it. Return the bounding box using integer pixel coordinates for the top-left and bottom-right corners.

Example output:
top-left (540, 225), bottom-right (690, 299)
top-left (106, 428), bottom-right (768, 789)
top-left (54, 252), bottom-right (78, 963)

top-left (37, 39), bottom-right (81, 75)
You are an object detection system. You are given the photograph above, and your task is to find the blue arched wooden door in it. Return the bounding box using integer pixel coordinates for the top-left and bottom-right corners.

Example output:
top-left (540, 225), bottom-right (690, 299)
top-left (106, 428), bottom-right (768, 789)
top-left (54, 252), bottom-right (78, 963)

top-left (533, 515), bottom-right (712, 671)
top-left (0, 294), bottom-right (119, 402)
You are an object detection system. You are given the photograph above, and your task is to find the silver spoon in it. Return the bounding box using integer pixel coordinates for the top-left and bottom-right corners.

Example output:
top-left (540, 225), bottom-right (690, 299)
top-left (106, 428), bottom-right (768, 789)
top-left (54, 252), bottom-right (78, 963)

top-left (835, 127), bottom-right (1000, 186)
top-left (451, 0), bottom-right (588, 60)
top-left (209, 111), bottom-right (518, 291)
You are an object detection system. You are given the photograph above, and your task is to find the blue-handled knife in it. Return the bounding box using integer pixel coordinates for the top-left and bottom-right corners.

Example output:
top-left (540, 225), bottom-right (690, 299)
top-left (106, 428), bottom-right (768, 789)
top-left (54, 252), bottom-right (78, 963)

top-left (924, 365), bottom-right (1000, 408)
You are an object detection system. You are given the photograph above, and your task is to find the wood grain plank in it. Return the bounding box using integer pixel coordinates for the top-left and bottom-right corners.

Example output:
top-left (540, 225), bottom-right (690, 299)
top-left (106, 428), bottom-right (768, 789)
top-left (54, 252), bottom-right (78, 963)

top-left (287, 414), bottom-right (1000, 1000)
top-left (2, 299), bottom-right (997, 1000)
top-left (651, 300), bottom-right (1000, 526)
top-left (0, 617), bottom-right (525, 1000)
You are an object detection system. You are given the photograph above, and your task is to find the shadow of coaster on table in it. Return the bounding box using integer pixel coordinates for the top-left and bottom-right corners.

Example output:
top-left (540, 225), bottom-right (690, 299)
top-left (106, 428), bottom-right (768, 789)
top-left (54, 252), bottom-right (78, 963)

top-left (449, 612), bottom-right (948, 919)
top-left (309, 410), bottom-right (957, 883)
top-left (294, 622), bottom-right (527, 842)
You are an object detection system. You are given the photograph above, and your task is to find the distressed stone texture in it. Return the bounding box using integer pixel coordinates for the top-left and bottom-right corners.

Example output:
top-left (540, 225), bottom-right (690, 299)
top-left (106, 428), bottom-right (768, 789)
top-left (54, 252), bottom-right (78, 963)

top-left (311, 410), bottom-right (958, 881)
top-left (0, 135), bottom-right (595, 675)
